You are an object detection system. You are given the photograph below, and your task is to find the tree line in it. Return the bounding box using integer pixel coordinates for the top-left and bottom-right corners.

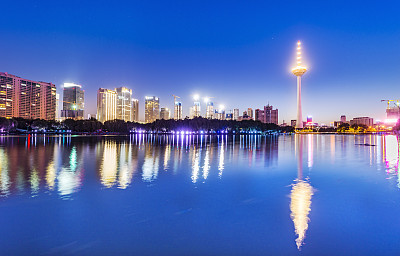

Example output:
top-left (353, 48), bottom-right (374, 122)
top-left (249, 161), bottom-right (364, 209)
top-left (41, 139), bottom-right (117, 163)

top-left (0, 117), bottom-right (295, 134)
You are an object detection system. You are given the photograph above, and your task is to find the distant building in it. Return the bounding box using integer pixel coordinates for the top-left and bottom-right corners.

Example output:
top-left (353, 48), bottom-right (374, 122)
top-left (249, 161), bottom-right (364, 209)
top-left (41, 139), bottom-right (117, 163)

top-left (115, 87), bottom-right (132, 121)
top-left (62, 83), bottom-right (84, 120)
top-left (307, 116), bottom-right (312, 123)
top-left (233, 109), bottom-right (239, 120)
top-left (291, 120), bottom-right (297, 127)
top-left (145, 96), bottom-right (160, 123)
top-left (174, 101), bottom-right (182, 120)
top-left (254, 105), bottom-right (278, 124)
top-left (239, 113), bottom-right (253, 121)
top-left (131, 99), bottom-right (139, 122)
top-left (350, 117), bottom-right (374, 127)
top-left (160, 108), bottom-right (170, 120)
top-left (247, 108), bottom-right (253, 119)
top-left (190, 102), bottom-right (201, 118)
top-left (225, 113), bottom-right (233, 120)
top-left (56, 93), bottom-right (60, 120)
top-left (340, 115), bottom-right (346, 123)
top-left (97, 88), bottom-right (117, 122)
top-left (206, 102), bottom-right (214, 119)
top-left (0, 72), bottom-right (56, 120)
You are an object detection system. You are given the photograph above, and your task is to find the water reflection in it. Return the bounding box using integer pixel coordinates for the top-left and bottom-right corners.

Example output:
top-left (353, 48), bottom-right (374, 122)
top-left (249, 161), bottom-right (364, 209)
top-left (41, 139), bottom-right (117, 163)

top-left (290, 135), bottom-right (314, 250)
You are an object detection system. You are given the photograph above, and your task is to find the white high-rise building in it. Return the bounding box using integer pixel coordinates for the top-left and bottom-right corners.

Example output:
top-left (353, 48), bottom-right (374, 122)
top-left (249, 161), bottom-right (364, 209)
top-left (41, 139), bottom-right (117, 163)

top-left (206, 102), bottom-right (214, 119)
top-left (233, 108), bottom-right (239, 120)
top-left (115, 87), bottom-right (132, 121)
top-left (174, 101), bottom-right (182, 120)
top-left (190, 102), bottom-right (201, 118)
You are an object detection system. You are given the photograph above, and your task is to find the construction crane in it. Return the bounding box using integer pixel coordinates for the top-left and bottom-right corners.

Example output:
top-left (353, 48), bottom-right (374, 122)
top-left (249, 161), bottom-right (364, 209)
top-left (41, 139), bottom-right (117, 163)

top-left (381, 99), bottom-right (400, 109)
top-left (172, 94), bottom-right (180, 103)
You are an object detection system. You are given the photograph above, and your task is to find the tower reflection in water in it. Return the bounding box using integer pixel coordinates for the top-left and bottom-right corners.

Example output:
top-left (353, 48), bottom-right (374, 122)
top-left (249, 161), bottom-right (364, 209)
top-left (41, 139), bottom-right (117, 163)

top-left (381, 135), bottom-right (400, 187)
top-left (290, 134), bottom-right (314, 250)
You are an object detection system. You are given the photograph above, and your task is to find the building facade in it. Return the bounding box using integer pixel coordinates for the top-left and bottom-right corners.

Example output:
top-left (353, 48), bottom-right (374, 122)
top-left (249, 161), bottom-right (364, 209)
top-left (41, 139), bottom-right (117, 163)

top-left (131, 99), bottom-right (139, 122)
top-left (350, 117), bottom-right (374, 127)
top-left (145, 96), bottom-right (160, 123)
top-left (115, 87), bottom-right (132, 121)
top-left (0, 72), bottom-right (56, 120)
top-left (97, 88), bottom-right (117, 122)
top-left (255, 105), bottom-right (278, 124)
top-left (174, 101), bottom-right (182, 120)
top-left (61, 83), bottom-right (84, 120)
top-left (233, 108), bottom-right (239, 120)
top-left (247, 108), bottom-right (253, 119)
top-left (206, 102), bottom-right (214, 119)
top-left (190, 102), bottom-right (201, 118)
top-left (160, 108), bottom-right (170, 120)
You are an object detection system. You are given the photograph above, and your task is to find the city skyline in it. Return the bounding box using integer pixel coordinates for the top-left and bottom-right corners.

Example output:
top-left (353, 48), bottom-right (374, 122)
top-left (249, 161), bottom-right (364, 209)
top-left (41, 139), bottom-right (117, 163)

top-left (1, 1), bottom-right (400, 123)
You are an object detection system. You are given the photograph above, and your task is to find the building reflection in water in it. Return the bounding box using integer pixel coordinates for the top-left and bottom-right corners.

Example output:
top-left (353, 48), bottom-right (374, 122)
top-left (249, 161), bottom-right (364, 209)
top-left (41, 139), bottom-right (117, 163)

top-left (382, 135), bottom-right (400, 187)
top-left (0, 134), bottom-right (282, 198)
top-left (290, 134), bottom-right (314, 250)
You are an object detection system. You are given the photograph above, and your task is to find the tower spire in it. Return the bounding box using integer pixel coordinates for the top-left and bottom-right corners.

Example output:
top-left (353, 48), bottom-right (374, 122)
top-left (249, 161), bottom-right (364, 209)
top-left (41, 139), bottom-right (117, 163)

top-left (292, 41), bottom-right (307, 129)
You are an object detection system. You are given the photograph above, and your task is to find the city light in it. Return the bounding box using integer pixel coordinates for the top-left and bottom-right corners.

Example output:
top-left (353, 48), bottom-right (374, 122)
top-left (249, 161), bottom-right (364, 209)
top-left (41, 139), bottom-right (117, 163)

top-left (193, 94), bottom-right (200, 101)
top-left (219, 104), bottom-right (225, 110)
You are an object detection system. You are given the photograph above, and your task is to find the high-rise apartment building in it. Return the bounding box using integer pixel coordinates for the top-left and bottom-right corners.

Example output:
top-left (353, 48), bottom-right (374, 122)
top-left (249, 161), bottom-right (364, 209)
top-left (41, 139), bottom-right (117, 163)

top-left (131, 98), bottom-right (139, 122)
top-left (340, 115), bottom-right (346, 123)
top-left (145, 96), bottom-right (160, 123)
top-left (190, 102), bottom-right (201, 118)
top-left (160, 108), bottom-right (170, 120)
top-left (233, 109), bottom-right (239, 120)
top-left (97, 88), bottom-right (117, 122)
top-left (247, 108), bottom-right (253, 119)
top-left (61, 83), bottom-right (84, 120)
top-left (55, 93), bottom-right (60, 120)
top-left (0, 72), bottom-right (56, 120)
top-left (115, 87), bottom-right (132, 121)
top-left (350, 117), bottom-right (374, 127)
top-left (174, 101), bottom-right (182, 120)
top-left (206, 102), bottom-right (214, 119)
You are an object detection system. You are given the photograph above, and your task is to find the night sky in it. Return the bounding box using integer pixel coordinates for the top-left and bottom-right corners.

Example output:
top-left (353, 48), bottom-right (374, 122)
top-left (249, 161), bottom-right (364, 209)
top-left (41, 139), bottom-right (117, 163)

top-left (1, 0), bottom-right (399, 123)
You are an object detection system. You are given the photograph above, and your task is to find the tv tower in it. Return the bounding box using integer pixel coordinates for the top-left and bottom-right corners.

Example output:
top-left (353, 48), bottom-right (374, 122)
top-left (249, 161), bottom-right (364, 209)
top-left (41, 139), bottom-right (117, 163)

top-left (292, 41), bottom-right (307, 129)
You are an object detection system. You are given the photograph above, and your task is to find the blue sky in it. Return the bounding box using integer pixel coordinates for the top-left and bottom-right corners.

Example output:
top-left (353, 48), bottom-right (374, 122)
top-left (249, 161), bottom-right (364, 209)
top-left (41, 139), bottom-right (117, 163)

top-left (1, 0), bottom-right (399, 123)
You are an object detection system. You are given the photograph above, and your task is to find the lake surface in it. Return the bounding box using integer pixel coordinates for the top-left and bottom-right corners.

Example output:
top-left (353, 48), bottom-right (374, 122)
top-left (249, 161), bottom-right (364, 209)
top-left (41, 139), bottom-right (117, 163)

top-left (0, 134), bottom-right (400, 255)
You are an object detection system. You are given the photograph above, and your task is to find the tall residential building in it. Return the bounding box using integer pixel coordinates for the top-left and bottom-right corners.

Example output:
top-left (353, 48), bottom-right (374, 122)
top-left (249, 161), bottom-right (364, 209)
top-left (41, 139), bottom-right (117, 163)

top-left (55, 93), bottom-right (60, 120)
top-left (255, 105), bottom-right (278, 124)
top-left (247, 108), bottom-right (253, 119)
top-left (0, 72), bottom-right (56, 120)
top-left (115, 87), bottom-right (132, 121)
top-left (233, 109), bottom-right (239, 120)
top-left (145, 96), bottom-right (160, 123)
top-left (206, 102), bottom-right (214, 119)
top-left (174, 101), bottom-right (182, 120)
top-left (190, 102), bottom-right (201, 118)
top-left (61, 83), bottom-right (84, 120)
top-left (160, 108), bottom-right (170, 120)
top-left (97, 88), bottom-right (117, 122)
top-left (340, 115), bottom-right (346, 123)
top-left (131, 99), bottom-right (139, 122)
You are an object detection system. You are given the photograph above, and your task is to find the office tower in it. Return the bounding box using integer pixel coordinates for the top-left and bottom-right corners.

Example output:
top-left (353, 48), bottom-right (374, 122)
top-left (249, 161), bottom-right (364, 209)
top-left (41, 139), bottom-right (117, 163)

top-left (97, 88), bottom-right (117, 122)
top-left (55, 93), bottom-right (60, 120)
top-left (115, 87), bottom-right (132, 121)
top-left (233, 109), bottom-right (239, 120)
top-left (247, 108), bottom-right (253, 119)
top-left (131, 99), bottom-right (139, 122)
top-left (340, 115), bottom-right (346, 123)
top-left (145, 96), bottom-right (160, 123)
top-left (292, 41), bottom-right (307, 129)
top-left (206, 102), bottom-right (214, 119)
top-left (0, 72), bottom-right (56, 120)
top-left (174, 101), bottom-right (182, 120)
top-left (160, 108), bottom-right (170, 120)
top-left (61, 83), bottom-right (84, 120)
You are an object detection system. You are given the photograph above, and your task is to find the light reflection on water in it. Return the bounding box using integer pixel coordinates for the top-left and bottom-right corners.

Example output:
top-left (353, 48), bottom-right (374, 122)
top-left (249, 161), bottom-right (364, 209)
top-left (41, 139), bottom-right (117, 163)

top-left (1, 134), bottom-right (400, 253)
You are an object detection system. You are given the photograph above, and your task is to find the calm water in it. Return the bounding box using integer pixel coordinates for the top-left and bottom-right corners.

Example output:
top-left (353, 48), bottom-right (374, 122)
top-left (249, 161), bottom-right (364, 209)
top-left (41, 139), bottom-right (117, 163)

top-left (0, 134), bottom-right (400, 255)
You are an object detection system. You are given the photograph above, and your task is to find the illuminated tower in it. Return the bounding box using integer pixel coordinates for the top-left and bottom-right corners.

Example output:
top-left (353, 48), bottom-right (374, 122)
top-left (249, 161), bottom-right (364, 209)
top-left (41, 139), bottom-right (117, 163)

top-left (292, 41), bottom-right (307, 129)
top-left (190, 94), bottom-right (201, 118)
top-left (145, 96), bottom-right (160, 123)
top-left (97, 88), bottom-right (117, 122)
